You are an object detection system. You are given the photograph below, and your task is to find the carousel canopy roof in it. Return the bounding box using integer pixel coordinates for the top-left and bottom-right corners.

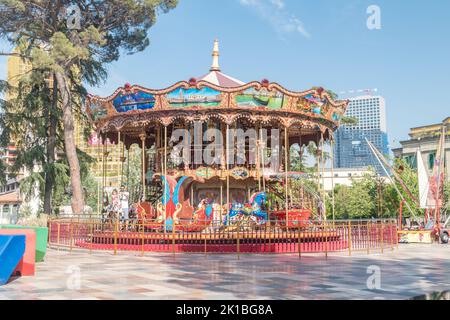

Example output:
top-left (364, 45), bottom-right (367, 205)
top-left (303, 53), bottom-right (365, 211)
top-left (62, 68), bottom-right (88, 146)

top-left (86, 41), bottom-right (349, 137)
top-left (198, 70), bottom-right (245, 88)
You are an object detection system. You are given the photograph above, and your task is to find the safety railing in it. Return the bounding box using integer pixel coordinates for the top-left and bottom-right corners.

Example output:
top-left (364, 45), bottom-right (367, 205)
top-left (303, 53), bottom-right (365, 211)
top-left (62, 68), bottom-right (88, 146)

top-left (47, 218), bottom-right (398, 257)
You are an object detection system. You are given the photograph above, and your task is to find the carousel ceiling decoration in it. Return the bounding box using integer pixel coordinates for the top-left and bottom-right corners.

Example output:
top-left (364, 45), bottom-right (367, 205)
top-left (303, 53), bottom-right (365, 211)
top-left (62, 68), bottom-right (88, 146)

top-left (86, 40), bottom-right (349, 133)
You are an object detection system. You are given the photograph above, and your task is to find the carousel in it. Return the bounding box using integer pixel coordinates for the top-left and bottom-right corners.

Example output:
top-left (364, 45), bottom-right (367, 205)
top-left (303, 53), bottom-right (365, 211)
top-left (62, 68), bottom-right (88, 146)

top-left (82, 41), bottom-right (351, 252)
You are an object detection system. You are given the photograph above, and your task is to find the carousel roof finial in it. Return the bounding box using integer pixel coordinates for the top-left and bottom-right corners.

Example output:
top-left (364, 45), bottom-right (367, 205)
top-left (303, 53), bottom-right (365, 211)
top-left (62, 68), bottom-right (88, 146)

top-left (210, 39), bottom-right (220, 72)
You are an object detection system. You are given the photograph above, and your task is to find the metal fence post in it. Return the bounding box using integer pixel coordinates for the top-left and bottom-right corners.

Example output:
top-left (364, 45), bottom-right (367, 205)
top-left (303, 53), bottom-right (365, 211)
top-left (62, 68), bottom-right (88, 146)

top-left (237, 222), bottom-right (240, 260)
top-left (173, 223), bottom-right (176, 256)
top-left (69, 219), bottom-right (73, 253)
top-left (390, 221), bottom-right (394, 251)
top-left (57, 223), bottom-right (61, 250)
top-left (347, 221), bottom-right (352, 256)
top-left (141, 223), bottom-right (144, 257)
top-left (204, 225), bottom-right (208, 256)
top-left (375, 222), bottom-right (379, 252)
top-left (380, 223), bottom-right (384, 254)
top-left (298, 225), bottom-right (301, 259)
top-left (89, 221), bottom-right (93, 254)
top-left (324, 222), bottom-right (328, 259)
top-left (114, 218), bottom-right (118, 255)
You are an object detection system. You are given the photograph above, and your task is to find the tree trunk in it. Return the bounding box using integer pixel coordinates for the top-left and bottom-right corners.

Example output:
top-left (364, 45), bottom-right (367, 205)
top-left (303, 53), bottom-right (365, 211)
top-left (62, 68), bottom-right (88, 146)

top-left (55, 71), bottom-right (84, 214)
top-left (43, 73), bottom-right (58, 215)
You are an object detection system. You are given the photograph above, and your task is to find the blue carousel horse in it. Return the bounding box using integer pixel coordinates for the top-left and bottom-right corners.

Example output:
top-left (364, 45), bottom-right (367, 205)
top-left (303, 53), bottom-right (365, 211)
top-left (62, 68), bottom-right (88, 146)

top-left (224, 192), bottom-right (268, 226)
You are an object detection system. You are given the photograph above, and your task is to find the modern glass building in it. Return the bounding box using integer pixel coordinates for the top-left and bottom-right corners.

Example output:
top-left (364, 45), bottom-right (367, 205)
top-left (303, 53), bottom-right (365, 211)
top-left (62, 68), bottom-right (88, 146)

top-left (334, 95), bottom-right (390, 174)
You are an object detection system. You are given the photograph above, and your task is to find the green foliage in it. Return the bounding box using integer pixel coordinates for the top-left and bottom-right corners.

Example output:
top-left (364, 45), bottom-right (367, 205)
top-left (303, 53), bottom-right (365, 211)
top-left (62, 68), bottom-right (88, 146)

top-left (331, 175), bottom-right (376, 219)
top-left (390, 158), bottom-right (421, 218)
top-left (444, 181), bottom-right (450, 215)
top-left (327, 160), bottom-right (425, 220)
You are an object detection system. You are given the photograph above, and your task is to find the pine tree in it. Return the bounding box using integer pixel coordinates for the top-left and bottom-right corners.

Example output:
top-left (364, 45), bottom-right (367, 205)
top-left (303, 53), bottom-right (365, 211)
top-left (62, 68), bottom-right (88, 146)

top-left (0, 0), bottom-right (178, 214)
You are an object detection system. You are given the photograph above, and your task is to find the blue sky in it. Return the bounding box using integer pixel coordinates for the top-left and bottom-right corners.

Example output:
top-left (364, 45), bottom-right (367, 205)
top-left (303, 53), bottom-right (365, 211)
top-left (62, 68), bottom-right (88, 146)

top-left (1, 0), bottom-right (449, 147)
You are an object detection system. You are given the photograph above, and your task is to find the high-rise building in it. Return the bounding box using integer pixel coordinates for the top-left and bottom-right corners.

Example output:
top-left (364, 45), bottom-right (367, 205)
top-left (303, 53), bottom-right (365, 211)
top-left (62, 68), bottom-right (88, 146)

top-left (334, 95), bottom-right (390, 174)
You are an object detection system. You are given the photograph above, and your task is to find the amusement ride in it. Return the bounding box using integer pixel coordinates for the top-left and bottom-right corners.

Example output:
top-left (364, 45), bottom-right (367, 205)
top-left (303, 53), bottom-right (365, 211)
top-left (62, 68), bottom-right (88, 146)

top-left (52, 41), bottom-right (397, 253)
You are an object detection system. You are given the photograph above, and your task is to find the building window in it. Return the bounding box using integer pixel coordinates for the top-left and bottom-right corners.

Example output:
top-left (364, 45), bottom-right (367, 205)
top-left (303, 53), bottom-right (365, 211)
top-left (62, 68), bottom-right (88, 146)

top-left (404, 155), bottom-right (417, 169)
top-left (428, 153), bottom-right (436, 170)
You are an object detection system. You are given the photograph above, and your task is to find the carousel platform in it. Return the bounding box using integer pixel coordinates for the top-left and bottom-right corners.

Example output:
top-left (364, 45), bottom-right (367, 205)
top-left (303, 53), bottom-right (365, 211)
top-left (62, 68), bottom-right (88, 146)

top-left (73, 229), bottom-right (347, 253)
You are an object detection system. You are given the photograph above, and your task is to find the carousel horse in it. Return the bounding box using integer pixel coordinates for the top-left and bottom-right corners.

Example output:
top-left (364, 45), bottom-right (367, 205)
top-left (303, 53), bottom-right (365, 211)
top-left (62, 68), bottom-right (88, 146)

top-left (224, 192), bottom-right (268, 226)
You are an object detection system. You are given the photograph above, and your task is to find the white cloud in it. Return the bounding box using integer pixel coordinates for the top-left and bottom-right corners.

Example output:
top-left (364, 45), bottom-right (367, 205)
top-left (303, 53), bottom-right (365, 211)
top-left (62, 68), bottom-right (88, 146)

top-left (239, 0), bottom-right (310, 38)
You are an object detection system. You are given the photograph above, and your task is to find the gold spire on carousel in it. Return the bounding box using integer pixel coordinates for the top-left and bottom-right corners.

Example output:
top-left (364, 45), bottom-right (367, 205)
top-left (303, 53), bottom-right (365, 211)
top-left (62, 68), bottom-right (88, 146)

top-left (210, 39), bottom-right (220, 72)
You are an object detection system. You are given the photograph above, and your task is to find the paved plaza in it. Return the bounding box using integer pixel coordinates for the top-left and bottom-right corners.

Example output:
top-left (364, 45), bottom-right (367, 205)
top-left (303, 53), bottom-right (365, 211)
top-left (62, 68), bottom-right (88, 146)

top-left (0, 244), bottom-right (449, 300)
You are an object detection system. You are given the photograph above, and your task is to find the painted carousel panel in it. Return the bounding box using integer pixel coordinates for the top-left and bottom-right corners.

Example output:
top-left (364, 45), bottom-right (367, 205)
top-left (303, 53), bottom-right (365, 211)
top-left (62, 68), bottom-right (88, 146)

top-left (296, 93), bottom-right (328, 116)
top-left (113, 90), bottom-right (156, 113)
top-left (235, 87), bottom-right (288, 110)
top-left (166, 87), bottom-right (223, 108)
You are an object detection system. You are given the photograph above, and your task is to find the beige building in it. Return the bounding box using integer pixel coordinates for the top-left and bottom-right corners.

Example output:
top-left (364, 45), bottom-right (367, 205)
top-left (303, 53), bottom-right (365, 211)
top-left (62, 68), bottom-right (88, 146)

top-left (392, 118), bottom-right (450, 181)
top-left (74, 123), bottom-right (123, 187)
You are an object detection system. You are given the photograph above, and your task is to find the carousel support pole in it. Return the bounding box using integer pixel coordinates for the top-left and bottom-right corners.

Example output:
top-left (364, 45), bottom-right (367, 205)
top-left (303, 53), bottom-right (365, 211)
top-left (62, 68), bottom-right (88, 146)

top-left (101, 134), bottom-right (106, 200)
top-left (220, 183), bottom-right (223, 225)
top-left (226, 124), bottom-right (230, 208)
top-left (126, 148), bottom-right (130, 193)
top-left (284, 126), bottom-right (289, 224)
top-left (96, 137), bottom-right (101, 216)
top-left (316, 134), bottom-right (321, 202)
top-left (260, 126), bottom-right (266, 193)
top-left (117, 131), bottom-right (121, 187)
top-left (256, 125), bottom-right (261, 192)
top-left (102, 134), bottom-right (108, 225)
top-left (105, 136), bottom-right (109, 188)
top-left (140, 133), bottom-right (147, 201)
top-left (330, 138), bottom-right (336, 224)
top-left (164, 125), bottom-right (168, 233)
top-left (120, 133), bottom-right (125, 187)
top-left (320, 132), bottom-right (326, 221)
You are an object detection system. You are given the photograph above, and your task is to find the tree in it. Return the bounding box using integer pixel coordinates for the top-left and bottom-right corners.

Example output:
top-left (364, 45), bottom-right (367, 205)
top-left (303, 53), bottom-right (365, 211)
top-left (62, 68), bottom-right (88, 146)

top-left (0, 0), bottom-right (178, 214)
top-left (333, 175), bottom-right (377, 219)
top-left (0, 61), bottom-right (98, 216)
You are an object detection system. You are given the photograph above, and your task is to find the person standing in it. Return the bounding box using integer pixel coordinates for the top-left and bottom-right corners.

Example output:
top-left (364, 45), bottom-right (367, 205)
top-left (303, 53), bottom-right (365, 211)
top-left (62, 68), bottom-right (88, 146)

top-left (119, 185), bottom-right (130, 222)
